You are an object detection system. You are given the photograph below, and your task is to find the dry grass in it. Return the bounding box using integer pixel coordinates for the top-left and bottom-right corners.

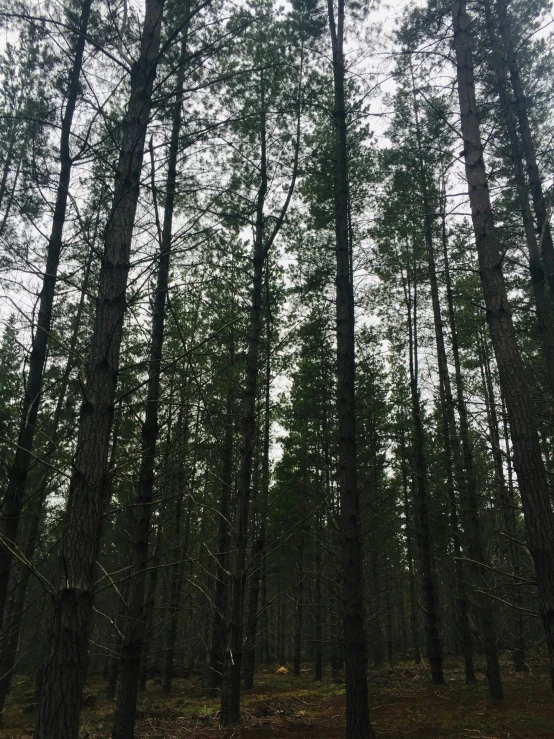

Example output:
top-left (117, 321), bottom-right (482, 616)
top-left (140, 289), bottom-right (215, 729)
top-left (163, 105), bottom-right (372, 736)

top-left (1, 657), bottom-right (553, 738)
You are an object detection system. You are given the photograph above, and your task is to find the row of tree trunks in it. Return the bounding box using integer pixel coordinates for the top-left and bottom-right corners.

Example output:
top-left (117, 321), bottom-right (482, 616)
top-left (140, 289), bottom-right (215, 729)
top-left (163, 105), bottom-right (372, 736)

top-left (494, 0), bottom-right (554, 300)
top-left (0, 0), bottom-right (93, 636)
top-left (34, 3), bottom-right (166, 736)
top-left (483, 0), bottom-right (554, 399)
top-left (0, 247), bottom-right (93, 714)
top-left (451, 0), bottom-right (554, 692)
top-left (409, 74), bottom-right (477, 688)
top-left (219, 45), bottom-right (300, 722)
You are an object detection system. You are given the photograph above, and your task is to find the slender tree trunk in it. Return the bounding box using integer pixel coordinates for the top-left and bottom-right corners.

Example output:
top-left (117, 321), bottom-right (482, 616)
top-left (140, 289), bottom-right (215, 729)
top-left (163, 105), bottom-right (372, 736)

top-left (501, 394), bottom-right (528, 672)
top-left (242, 288), bottom-right (271, 690)
top-left (326, 0), bottom-right (373, 735)
top-left (220, 54), bottom-right (300, 722)
top-left (401, 441), bottom-right (421, 666)
top-left (451, 0), bottom-right (554, 690)
top-left (162, 493), bottom-right (192, 694)
top-left (479, 331), bottom-right (529, 672)
top-left (0, 0), bottom-right (92, 635)
top-left (412, 74), bottom-right (494, 692)
top-left (220, 90), bottom-right (266, 722)
top-left (293, 536), bottom-right (305, 677)
top-left (0, 249), bottom-right (92, 714)
top-left (139, 502), bottom-right (166, 691)
top-left (483, 0), bottom-right (554, 397)
top-left (495, 0), bottom-right (554, 298)
top-left (112, 21), bottom-right (187, 738)
top-left (314, 508), bottom-right (323, 681)
top-left (207, 388), bottom-right (233, 697)
top-left (242, 536), bottom-right (263, 689)
top-left (34, 5), bottom-right (166, 737)
top-left (404, 257), bottom-right (445, 685)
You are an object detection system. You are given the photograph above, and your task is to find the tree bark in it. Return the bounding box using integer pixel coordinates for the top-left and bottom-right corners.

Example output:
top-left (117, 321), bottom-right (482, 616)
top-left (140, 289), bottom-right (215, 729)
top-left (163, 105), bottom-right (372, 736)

top-left (293, 536), bottom-right (305, 677)
top-left (404, 250), bottom-right (445, 686)
top-left (34, 4), bottom-right (166, 737)
top-left (326, 0), bottom-right (373, 734)
top-left (220, 54), bottom-right (300, 722)
top-left (451, 0), bottom-right (554, 690)
top-left (495, 0), bottom-right (554, 300)
top-left (0, 251), bottom-right (92, 715)
top-left (219, 80), bottom-right (267, 724)
top-left (242, 283), bottom-right (271, 691)
top-left (400, 434), bottom-right (421, 666)
top-left (207, 387), bottom-right (233, 697)
top-left (483, 0), bottom-right (554, 398)
top-left (112, 20), bottom-right (187, 738)
top-left (410, 76), bottom-right (477, 687)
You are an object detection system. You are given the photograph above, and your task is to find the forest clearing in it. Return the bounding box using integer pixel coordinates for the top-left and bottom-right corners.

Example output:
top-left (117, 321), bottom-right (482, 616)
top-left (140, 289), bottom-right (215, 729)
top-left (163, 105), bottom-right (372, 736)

top-left (1, 0), bottom-right (554, 737)
top-left (2, 659), bottom-right (554, 738)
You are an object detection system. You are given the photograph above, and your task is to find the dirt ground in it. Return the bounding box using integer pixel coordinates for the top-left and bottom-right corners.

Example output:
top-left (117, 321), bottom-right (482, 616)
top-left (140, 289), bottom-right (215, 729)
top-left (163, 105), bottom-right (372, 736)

top-left (1, 658), bottom-right (553, 738)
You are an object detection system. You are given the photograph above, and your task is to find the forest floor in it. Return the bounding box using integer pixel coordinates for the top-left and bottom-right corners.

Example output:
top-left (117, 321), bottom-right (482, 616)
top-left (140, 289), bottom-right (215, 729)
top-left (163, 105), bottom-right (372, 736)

top-left (1, 657), bottom-right (553, 738)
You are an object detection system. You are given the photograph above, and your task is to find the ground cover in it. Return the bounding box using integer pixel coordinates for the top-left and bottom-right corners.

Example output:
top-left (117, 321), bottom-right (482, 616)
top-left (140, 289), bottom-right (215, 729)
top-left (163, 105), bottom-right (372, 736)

top-left (1, 658), bottom-right (553, 738)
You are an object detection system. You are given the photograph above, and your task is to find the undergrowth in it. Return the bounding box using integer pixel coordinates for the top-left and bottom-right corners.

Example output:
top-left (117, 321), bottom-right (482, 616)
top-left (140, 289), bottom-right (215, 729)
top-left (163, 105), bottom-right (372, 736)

top-left (1, 656), bottom-right (553, 738)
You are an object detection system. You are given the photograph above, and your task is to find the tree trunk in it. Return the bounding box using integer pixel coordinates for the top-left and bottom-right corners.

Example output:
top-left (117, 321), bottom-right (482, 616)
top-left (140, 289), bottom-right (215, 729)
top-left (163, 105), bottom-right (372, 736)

top-left (0, 248), bottom-right (92, 714)
top-left (0, 0), bottom-right (92, 635)
top-left (495, 0), bottom-right (554, 300)
top-left (451, 0), bottom-right (554, 691)
top-left (139, 503), bottom-right (166, 692)
top-left (404, 254), bottom-right (445, 686)
top-left (293, 536), bottom-right (305, 677)
top-left (219, 53), bottom-right (299, 721)
top-left (219, 95), bottom-right (266, 721)
top-left (501, 394), bottom-right (528, 672)
top-left (314, 509), bottom-right (323, 681)
top-left (112, 21), bottom-right (187, 737)
top-left (207, 388), bottom-right (233, 697)
top-left (326, 0), bottom-right (373, 735)
top-left (162, 493), bottom-right (192, 694)
top-left (242, 291), bottom-right (271, 690)
top-left (34, 4), bottom-right (166, 737)
top-left (483, 0), bottom-right (554, 398)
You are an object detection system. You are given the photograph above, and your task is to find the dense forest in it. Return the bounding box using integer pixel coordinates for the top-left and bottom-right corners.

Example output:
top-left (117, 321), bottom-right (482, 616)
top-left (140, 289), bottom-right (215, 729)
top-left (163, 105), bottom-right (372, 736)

top-left (0, 0), bottom-right (553, 737)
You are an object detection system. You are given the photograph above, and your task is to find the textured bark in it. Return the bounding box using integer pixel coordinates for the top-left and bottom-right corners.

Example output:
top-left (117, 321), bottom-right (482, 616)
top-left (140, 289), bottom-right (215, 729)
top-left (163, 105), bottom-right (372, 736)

top-left (326, 0), bottom-right (373, 734)
top-left (495, 0), bottom-right (554, 299)
top-left (500, 395), bottom-right (528, 672)
top-left (243, 298), bottom-right (271, 691)
top-left (483, 0), bottom-right (554, 398)
top-left (410, 78), bottom-right (477, 687)
top-left (479, 332), bottom-right (528, 672)
top-left (112, 20), bottom-right (186, 738)
top-left (220, 92), bottom-right (266, 724)
top-left (400, 439), bottom-right (421, 666)
top-left (0, 0), bottom-right (92, 635)
top-left (34, 4), bottom-right (165, 737)
top-left (314, 509), bottom-right (323, 681)
top-left (242, 535), bottom-right (263, 689)
top-left (139, 503), bottom-right (166, 692)
top-left (220, 57), bottom-right (299, 724)
top-left (452, 0), bottom-right (554, 690)
top-left (162, 493), bottom-right (191, 694)
top-left (404, 255), bottom-right (445, 686)
top-left (206, 389), bottom-right (233, 697)
top-left (293, 536), bottom-right (305, 677)
top-left (0, 252), bottom-right (91, 715)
